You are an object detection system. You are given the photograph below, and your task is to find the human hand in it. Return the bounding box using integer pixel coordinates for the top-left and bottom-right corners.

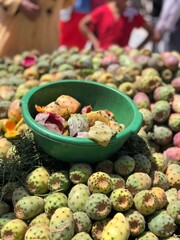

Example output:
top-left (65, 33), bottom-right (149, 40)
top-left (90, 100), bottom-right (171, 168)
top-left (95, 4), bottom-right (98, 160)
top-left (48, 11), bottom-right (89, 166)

top-left (20, 0), bottom-right (40, 21)
top-left (153, 30), bottom-right (163, 43)
top-left (93, 41), bottom-right (102, 51)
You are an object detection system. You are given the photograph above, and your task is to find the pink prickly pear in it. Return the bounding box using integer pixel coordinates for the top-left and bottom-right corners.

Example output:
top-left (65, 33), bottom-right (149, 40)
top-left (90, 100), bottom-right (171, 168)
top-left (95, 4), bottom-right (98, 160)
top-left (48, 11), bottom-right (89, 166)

top-left (172, 94), bottom-right (180, 113)
top-left (171, 77), bottom-right (180, 92)
top-left (133, 92), bottom-right (150, 109)
top-left (173, 132), bottom-right (180, 147)
top-left (163, 147), bottom-right (180, 164)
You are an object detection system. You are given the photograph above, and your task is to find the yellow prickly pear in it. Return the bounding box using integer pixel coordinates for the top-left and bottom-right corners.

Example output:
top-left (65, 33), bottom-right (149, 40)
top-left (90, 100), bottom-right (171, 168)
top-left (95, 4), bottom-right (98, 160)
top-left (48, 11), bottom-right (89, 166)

top-left (101, 213), bottom-right (130, 240)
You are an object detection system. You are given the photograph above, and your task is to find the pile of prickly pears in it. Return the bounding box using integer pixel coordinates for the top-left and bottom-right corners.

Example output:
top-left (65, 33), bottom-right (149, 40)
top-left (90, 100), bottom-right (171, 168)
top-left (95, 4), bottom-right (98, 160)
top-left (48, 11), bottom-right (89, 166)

top-left (0, 45), bottom-right (180, 239)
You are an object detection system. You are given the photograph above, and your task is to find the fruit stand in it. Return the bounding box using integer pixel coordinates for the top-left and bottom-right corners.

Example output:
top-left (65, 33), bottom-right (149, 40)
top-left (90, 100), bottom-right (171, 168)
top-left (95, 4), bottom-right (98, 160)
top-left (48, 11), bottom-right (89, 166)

top-left (0, 46), bottom-right (180, 240)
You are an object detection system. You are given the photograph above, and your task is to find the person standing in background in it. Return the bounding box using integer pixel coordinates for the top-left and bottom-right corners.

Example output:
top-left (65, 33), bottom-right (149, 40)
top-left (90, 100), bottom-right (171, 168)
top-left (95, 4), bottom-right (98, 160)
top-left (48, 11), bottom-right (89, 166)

top-left (153, 0), bottom-right (180, 52)
top-left (79, 0), bottom-right (153, 51)
top-left (0, 0), bottom-right (74, 57)
top-left (59, 0), bottom-right (106, 50)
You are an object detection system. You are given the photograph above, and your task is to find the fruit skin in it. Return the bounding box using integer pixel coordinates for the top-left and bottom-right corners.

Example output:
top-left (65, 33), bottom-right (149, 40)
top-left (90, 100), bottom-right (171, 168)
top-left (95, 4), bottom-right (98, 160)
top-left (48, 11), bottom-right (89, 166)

top-left (71, 232), bottom-right (93, 240)
top-left (110, 188), bottom-right (133, 212)
top-left (167, 200), bottom-right (180, 224)
top-left (139, 108), bottom-right (154, 132)
top-left (133, 92), bottom-right (150, 109)
top-left (133, 153), bottom-right (151, 174)
top-left (114, 155), bottom-right (135, 176)
top-left (25, 166), bottom-right (50, 194)
top-left (95, 160), bottom-right (114, 175)
top-left (165, 163), bottom-right (180, 189)
top-left (153, 84), bottom-right (175, 102)
top-left (73, 211), bottom-right (92, 234)
top-left (168, 113), bottom-right (180, 132)
top-left (151, 100), bottom-right (171, 124)
top-left (85, 193), bottom-right (111, 220)
top-left (1, 219), bottom-right (28, 240)
top-left (150, 171), bottom-right (169, 190)
top-left (171, 77), bottom-right (180, 92)
top-left (101, 213), bottom-right (130, 240)
top-left (68, 184), bottom-right (90, 212)
top-left (0, 212), bottom-right (15, 235)
top-left (172, 94), bottom-right (180, 113)
top-left (24, 223), bottom-right (50, 240)
top-left (135, 74), bottom-right (162, 94)
top-left (7, 99), bottom-right (22, 123)
top-left (149, 125), bottom-right (173, 146)
top-left (163, 147), bottom-right (180, 164)
top-left (91, 218), bottom-right (110, 240)
top-left (126, 172), bottom-right (152, 195)
top-left (150, 187), bottom-right (168, 210)
top-left (109, 174), bottom-right (125, 190)
top-left (14, 196), bottom-right (44, 220)
top-left (136, 231), bottom-right (158, 240)
top-left (118, 82), bottom-right (136, 98)
top-left (151, 152), bottom-right (168, 172)
top-left (87, 172), bottom-right (112, 194)
top-left (166, 188), bottom-right (178, 204)
top-left (29, 213), bottom-right (50, 227)
top-left (44, 192), bottom-right (68, 217)
top-left (147, 210), bottom-right (176, 238)
top-left (50, 207), bottom-right (74, 240)
top-left (48, 170), bottom-right (71, 193)
top-left (12, 186), bottom-right (30, 207)
top-left (69, 163), bottom-right (92, 184)
top-left (133, 190), bottom-right (158, 215)
top-left (124, 209), bottom-right (146, 237)
top-left (173, 132), bottom-right (180, 147)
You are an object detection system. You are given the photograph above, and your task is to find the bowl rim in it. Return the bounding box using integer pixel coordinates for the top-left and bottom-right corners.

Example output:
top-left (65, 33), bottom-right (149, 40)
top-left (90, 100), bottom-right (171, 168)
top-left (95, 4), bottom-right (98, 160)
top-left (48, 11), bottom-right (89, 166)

top-left (21, 80), bottom-right (142, 146)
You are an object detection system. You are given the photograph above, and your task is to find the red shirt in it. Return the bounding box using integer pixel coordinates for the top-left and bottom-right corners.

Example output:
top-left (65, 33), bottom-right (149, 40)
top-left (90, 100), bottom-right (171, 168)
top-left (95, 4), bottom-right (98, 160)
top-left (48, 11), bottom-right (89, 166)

top-left (90, 5), bottom-right (145, 49)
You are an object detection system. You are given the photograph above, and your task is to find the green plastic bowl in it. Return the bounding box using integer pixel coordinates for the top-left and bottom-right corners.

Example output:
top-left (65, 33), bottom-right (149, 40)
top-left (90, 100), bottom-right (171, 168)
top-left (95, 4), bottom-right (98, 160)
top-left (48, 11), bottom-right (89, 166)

top-left (21, 80), bottom-right (142, 163)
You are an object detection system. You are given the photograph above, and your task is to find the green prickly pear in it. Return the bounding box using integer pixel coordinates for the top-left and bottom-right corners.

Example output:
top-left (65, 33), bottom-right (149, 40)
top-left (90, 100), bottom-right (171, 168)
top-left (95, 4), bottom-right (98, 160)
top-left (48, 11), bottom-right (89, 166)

top-left (73, 211), bottom-right (92, 234)
top-left (166, 163), bottom-right (180, 189)
top-left (24, 224), bottom-right (50, 240)
top-left (85, 193), bottom-right (111, 220)
top-left (136, 231), bottom-right (158, 240)
top-left (124, 209), bottom-right (146, 237)
top-left (87, 171), bottom-right (112, 194)
top-left (114, 155), bottom-right (135, 176)
top-left (1, 219), bottom-right (28, 240)
top-left (126, 172), bottom-right (152, 195)
top-left (110, 188), bottom-right (133, 212)
top-left (44, 192), bottom-right (68, 217)
top-left (68, 184), bottom-right (90, 212)
top-left (50, 207), bottom-right (74, 240)
top-left (91, 218), bottom-right (110, 240)
top-left (133, 190), bottom-right (158, 215)
top-left (167, 200), bottom-right (180, 224)
top-left (29, 213), bottom-right (50, 227)
top-left (109, 174), bottom-right (125, 190)
top-left (147, 210), bottom-right (176, 238)
top-left (48, 170), bottom-right (71, 193)
top-left (69, 163), bottom-right (92, 184)
top-left (14, 196), bottom-right (44, 220)
top-left (12, 186), bottom-right (30, 207)
top-left (71, 232), bottom-right (93, 240)
top-left (25, 166), bottom-right (50, 194)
